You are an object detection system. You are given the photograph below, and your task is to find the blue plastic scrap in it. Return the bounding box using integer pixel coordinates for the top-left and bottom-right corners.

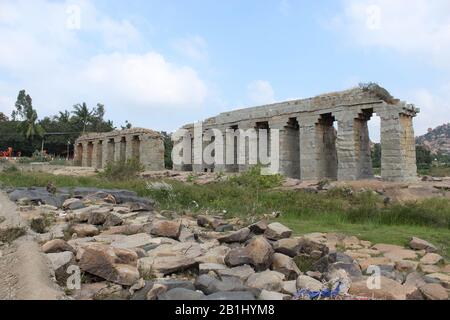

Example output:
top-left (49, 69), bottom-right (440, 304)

top-left (294, 282), bottom-right (342, 300)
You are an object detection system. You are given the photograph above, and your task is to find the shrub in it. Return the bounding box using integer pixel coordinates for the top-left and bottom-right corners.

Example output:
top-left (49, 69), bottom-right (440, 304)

top-left (229, 165), bottom-right (283, 190)
top-left (100, 158), bottom-right (144, 181)
top-left (0, 226), bottom-right (27, 243)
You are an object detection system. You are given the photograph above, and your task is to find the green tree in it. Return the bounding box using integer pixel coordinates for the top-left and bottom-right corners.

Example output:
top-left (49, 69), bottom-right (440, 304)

top-left (371, 143), bottom-right (381, 168)
top-left (160, 131), bottom-right (173, 169)
top-left (13, 90), bottom-right (45, 141)
top-left (72, 102), bottom-right (94, 133)
top-left (416, 145), bottom-right (432, 169)
top-left (0, 112), bottom-right (8, 122)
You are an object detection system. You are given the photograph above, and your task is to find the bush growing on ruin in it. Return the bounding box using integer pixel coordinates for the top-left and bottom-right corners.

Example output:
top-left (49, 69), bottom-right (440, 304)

top-left (100, 159), bottom-right (145, 181)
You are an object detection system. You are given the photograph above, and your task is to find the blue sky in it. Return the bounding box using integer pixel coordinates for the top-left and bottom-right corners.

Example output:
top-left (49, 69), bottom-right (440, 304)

top-left (1, 0), bottom-right (449, 140)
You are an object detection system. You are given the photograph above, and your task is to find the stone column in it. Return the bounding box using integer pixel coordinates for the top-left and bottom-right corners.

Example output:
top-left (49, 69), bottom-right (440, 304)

top-left (335, 112), bottom-right (359, 181)
top-left (298, 115), bottom-right (320, 180)
top-left (91, 141), bottom-right (98, 169)
top-left (379, 111), bottom-right (417, 181)
top-left (269, 118), bottom-right (300, 178)
top-left (237, 121), bottom-right (258, 173)
top-left (81, 141), bottom-right (89, 167)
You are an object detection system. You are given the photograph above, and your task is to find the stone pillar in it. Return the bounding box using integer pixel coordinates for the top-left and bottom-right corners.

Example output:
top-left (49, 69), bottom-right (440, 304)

top-left (237, 121), bottom-right (258, 172)
top-left (269, 117), bottom-right (300, 178)
top-left (81, 141), bottom-right (89, 167)
top-left (298, 115), bottom-right (320, 180)
top-left (336, 112), bottom-right (360, 181)
top-left (140, 134), bottom-right (165, 171)
top-left (91, 141), bottom-right (98, 169)
top-left (224, 127), bottom-right (239, 173)
top-left (379, 111), bottom-right (417, 181)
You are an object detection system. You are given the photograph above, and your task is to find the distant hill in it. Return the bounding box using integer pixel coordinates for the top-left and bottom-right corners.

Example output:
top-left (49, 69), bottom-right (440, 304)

top-left (416, 123), bottom-right (450, 156)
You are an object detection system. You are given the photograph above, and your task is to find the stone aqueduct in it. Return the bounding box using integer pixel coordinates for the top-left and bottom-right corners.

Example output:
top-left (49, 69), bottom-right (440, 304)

top-left (173, 85), bottom-right (419, 182)
top-left (74, 128), bottom-right (165, 171)
top-left (76, 85), bottom-right (419, 182)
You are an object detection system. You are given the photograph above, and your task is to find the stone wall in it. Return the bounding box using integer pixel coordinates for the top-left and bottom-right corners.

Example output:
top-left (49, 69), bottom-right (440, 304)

top-left (174, 85), bottom-right (419, 182)
top-left (75, 128), bottom-right (165, 171)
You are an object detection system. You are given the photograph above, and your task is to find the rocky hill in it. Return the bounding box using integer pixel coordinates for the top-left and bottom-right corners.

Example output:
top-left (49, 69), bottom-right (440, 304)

top-left (416, 123), bottom-right (450, 155)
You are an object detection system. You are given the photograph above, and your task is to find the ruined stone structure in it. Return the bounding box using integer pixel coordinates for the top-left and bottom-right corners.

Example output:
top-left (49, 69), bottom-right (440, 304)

top-left (74, 128), bottom-right (165, 171)
top-left (174, 85), bottom-right (419, 182)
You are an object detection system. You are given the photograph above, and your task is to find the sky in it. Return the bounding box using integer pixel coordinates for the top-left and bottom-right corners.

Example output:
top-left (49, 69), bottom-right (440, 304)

top-left (0, 0), bottom-right (449, 141)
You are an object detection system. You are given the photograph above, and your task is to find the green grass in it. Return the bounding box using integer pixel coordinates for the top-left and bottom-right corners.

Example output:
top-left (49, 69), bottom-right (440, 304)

top-left (1, 169), bottom-right (449, 257)
top-left (418, 166), bottom-right (450, 177)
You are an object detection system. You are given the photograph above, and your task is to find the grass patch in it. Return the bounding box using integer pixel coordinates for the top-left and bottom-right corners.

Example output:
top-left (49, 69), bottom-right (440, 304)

top-left (1, 169), bottom-right (449, 257)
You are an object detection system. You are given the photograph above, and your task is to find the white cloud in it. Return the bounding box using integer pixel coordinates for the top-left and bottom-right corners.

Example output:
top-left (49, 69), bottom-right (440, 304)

top-left (0, 0), bottom-right (208, 127)
top-left (172, 35), bottom-right (208, 61)
top-left (82, 52), bottom-right (207, 107)
top-left (335, 0), bottom-right (450, 68)
top-left (247, 80), bottom-right (275, 105)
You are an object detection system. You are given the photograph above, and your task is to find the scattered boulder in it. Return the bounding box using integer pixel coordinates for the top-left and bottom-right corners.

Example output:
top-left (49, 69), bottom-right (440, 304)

top-left (409, 237), bottom-right (437, 253)
top-left (244, 236), bottom-right (275, 271)
top-left (70, 224), bottom-right (99, 237)
top-left (296, 275), bottom-right (324, 292)
top-left (42, 239), bottom-right (75, 254)
top-left (195, 274), bottom-right (249, 295)
top-left (248, 220), bottom-right (268, 235)
top-left (199, 263), bottom-right (228, 275)
top-left (88, 207), bottom-right (112, 225)
top-left (264, 222), bottom-right (292, 240)
top-left (420, 253), bottom-right (444, 265)
top-left (138, 255), bottom-right (197, 277)
top-left (78, 244), bottom-right (140, 286)
top-left (104, 213), bottom-right (124, 227)
top-left (246, 270), bottom-right (285, 292)
top-left (217, 265), bottom-right (255, 282)
top-left (395, 260), bottom-right (418, 272)
top-left (419, 283), bottom-right (448, 300)
top-left (271, 253), bottom-right (301, 280)
top-left (273, 238), bottom-right (302, 257)
top-left (158, 288), bottom-right (205, 300)
top-left (349, 276), bottom-right (422, 300)
top-left (218, 227), bottom-right (251, 243)
top-left (150, 220), bottom-right (181, 239)
top-left (147, 284), bottom-right (168, 300)
top-left (63, 198), bottom-right (85, 211)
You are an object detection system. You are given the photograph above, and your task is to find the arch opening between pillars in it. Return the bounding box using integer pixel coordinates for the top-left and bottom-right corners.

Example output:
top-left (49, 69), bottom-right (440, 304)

top-left (131, 136), bottom-right (140, 162)
top-left (317, 113), bottom-right (338, 180)
top-left (119, 137), bottom-right (126, 162)
top-left (96, 140), bottom-right (103, 169)
top-left (75, 143), bottom-right (83, 166)
top-left (107, 138), bottom-right (115, 163)
top-left (87, 142), bottom-right (94, 167)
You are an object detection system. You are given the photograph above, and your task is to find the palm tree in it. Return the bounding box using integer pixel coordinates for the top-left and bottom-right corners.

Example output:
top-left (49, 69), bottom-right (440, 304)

top-left (72, 103), bottom-right (94, 133)
top-left (20, 107), bottom-right (44, 141)
top-left (13, 90), bottom-right (45, 141)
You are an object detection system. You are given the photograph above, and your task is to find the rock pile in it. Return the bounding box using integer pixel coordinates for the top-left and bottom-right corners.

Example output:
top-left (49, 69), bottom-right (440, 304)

top-left (5, 187), bottom-right (450, 300)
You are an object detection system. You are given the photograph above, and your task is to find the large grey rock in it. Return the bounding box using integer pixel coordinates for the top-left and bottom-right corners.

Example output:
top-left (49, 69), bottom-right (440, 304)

top-left (409, 237), bottom-right (437, 253)
top-left (248, 220), bottom-right (268, 235)
top-left (158, 288), bottom-right (205, 300)
top-left (88, 207), bottom-right (112, 225)
top-left (296, 275), bottom-right (324, 292)
top-left (199, 263), bottom-right (228, 275)
top-left (225, 236), bottom-right (274, 271)
top-left (42, 239), bottom-right (75, 254)
top-left (271, 253), bottom-right (301, 280)
top-left (217, 265), bottom-right (255, 282)
top-left (70, 224), bottom-right (99, 237)
top-left (46, 251), bottom-right (75, 284)
top-left (419, 283), bottom-right (448, 300)
top-left (131, 280), bottom-right (195, 300)
top-left (195, 274), bottom-right (249, 295)
top-left (218, 227), bottom-right (251, 243)
top-left (63, 198), bottom-right (85, 211)
top-left (78, 244), bottom-right (140, 286)
top-left (150, 220), bottom-right (181, 239)
top-left (138, 255), bottom-right (197, 276)
top-left (264, 223), bottom-right (292, 240)
top-left (273, 238), bottom-right (302, 257)
top-left (110, 233), bottom-right (154, 250)
top-left (246, 270), bottom-right (285, 292)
